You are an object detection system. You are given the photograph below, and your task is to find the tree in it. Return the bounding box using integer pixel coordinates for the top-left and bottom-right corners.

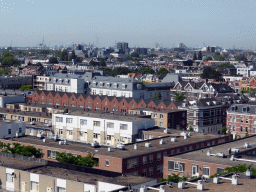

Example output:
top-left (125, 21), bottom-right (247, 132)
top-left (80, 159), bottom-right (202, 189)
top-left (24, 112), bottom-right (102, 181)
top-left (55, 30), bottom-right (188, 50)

top-left (49, 57), bottom-right (58, 63)
top-left (236, 54), bottom-right (247, 62)
top-left (193, 53), bottom-right (197, 60)
top-left (100, 59), bottom-right (106, 67)
top-left (222, 127), bottom-right (227, 135)
top-left (69, 50), bottom-right (76, 61)
top-left (19, 85), bottom-right (33, 90)
top-left (138, 67), bottom-right (154, 74)
top-left (60, 50), bottom-right (69, 61)
top-left (157, 68), bottom-right (169, 76)
top-left (174, 92), bottom-right (186, 101)
top-left (219, 63), bottom-right (235, 68)
top-left (204, 56), bottom-right (213, 61)
top-left (0, 68), bottom-right (11, 75)
top-left (0, 142), bottom-right (44, 158)
top-left (201, 67), bottom-right (222, 81)
top-left (152, 91), bottom-right (162, 100)
top-left (245, 131), bottom-right (249, 137)
top-left (56, 152), bottom-right (98, 167)
top-left (197, 51), bottom-right (202, 60)
top-left (131, 52), bottom-right (139, 58)
top-left (213, 52), bottom-right (225, 61)
top-left (0, 51), bottom-right (20, 66)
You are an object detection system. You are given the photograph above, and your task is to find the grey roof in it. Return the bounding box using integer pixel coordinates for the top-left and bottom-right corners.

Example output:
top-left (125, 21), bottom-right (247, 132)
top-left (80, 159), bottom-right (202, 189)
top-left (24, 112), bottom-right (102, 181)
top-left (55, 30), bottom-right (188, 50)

top-left (227, 103), bottom-right (256, 114)
top-left (209, 83), bottom-right (234, 93)
top-left (161, 73), bottom-right (189, 83)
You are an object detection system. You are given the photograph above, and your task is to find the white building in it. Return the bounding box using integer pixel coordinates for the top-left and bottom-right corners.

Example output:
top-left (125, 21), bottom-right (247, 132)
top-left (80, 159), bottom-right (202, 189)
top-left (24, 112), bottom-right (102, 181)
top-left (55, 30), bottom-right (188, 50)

top-left (52, 111), bottom-right (155, 145)
top-left (0, 120), bottom-right (26, 139)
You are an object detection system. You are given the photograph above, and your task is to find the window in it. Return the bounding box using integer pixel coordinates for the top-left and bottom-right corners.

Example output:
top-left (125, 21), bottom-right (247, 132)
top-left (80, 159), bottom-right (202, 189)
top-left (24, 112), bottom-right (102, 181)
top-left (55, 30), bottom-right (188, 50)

top-left (107, 135), bottom-right (111, 141)
top-left (93, 121), bottom-right (101, 127)
top-left (143, 169), bottom-right (147, 176)
top-left (157, 165), bottom-right (163, 174)
top-left (193, 111), bottom-right (196, 117)
top-left (57, 187), bottom-right (66, 192)
top-left (148, 134), bottom-right (153, 139)
top-left (193, 119), bottom-right (196, 125)
top-left (168, 161), bottom-right (185, 172)
top-left (240, 126), bottom-right (243, 132)
top-left (80, 119), bottom-right (87, 126)
top-left (68, 130), bottom-right (73, 135)
top-left (105, 160), bottom-right (110, 166)
top-left (217, 168), bottom-right (224, 174)
top-left (157, 153), bottom-right (161, 161)
top-left (107, 122), bottom-right (114, 128)
top-left (143, 156), bottom-right (147, 164)
top-left (120, 124), bottom-right (128, 130)
top-left (47, 150), bottom-right (57, 159)
top-left (246, 118), bottom-right (249, 123)
top-left (155, 121), bottom-right (157, 126)
top-left (31, 181), bottom-right (39, 192)
top-left (159, 122), bottom-right (164, 127)
top-left (254, 128), bottom-right (256, 133)
top-left (127, 158), bottom-right (138, 169)
top-left (19, 128), bottom-right (22, 133)
top-left (66, 118), bottom-right (73, 124)
top-left (199, 111), bottom-right (203, 117)
top-left (8, 129), bottom-right (11, 135)
top-left (241, 116), bottom-right (244, 123)
top-left (149, 154), bottom-right (153, 163)
top-left (56, 117), bottom-right (63, 122)
top-left (149, 167), bottom-right (153, 176)
top-left (202, 167), bottom-right (210, 177)
top-left (154, 113), bottom-right (157, 118)
top-left (93, 133), bottom-right (100, 139)
top-left (6, 173), bottom-right (14, 183)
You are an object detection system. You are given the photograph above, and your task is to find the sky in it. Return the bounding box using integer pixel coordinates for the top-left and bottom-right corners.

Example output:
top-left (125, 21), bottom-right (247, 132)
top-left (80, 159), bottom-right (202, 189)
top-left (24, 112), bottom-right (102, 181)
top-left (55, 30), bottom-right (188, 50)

top-left (0, 0), bottom-right (256, 49)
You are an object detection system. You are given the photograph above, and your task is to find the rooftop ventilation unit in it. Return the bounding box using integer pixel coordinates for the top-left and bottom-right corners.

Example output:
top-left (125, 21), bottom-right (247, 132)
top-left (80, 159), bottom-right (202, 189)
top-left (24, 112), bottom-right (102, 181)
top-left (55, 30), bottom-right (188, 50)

top-left (117, 143), bottom-right (125, 150)
top-left (145, 142), bottom-right (152, 147)
top-left (134, 143), bottom-right (138, 150)
top-left (59, 141), bottom-right (64, 145)
top-left (231, 148), bottom-right (240, 153)
top-left (108, 147), bottom-right (112, 152)
top-left (244, 142), bottom-right (250, 148)
top-left (160, 139), bottom-right (165, 145)
top-left (91, 141), bottom-right (100, 148)
top-left (180, 131), bottom-right (187, 137)
top-left (171, 137), bottom-right (177, 142)
top-left (164, 128), bottom-right (170, 134)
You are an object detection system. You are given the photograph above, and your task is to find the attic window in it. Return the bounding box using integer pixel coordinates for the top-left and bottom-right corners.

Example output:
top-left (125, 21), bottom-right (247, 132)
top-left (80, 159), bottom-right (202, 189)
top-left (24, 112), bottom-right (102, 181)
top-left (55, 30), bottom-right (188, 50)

top-left (243, 107), bottom-right (247, 112)
top-left (113, 83), bottom-right (117, 88)
top-left (122, 84), bottom-right (126, 89)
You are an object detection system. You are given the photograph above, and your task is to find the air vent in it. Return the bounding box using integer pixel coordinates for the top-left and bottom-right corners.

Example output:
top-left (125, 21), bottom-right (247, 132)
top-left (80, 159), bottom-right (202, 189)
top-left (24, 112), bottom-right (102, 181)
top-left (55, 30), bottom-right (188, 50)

top-left (244, 142), bottom-right (250, 148)
top-left (231, 148), bottom-right (240, 153)
top-left (164, 128), bottom-right (170, 134)
top-left (117, 143), bottom-right (125, 150)
top-left (145, 142), bottom-right (152, 147)
top-left (134, 144), bottom-right (138, 150)
top-left (108, 147), bottom-right (112, 152)
top-left (171, 138), bottom-right (177, 142)
top-left (160, 139), bottom-right (165, 145)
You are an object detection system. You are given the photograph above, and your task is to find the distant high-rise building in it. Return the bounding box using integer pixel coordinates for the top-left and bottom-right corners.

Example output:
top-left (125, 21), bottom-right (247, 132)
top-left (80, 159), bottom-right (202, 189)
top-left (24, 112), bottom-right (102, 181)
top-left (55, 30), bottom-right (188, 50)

top-left (116, 42), bottom-right (129, 54)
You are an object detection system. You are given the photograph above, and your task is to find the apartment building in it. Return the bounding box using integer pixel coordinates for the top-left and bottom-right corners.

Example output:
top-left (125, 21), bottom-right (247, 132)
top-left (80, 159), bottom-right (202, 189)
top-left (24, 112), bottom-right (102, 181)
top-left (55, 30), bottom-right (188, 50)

top-left (129, 108), bottom-right (187, 129)
top-left (0, 75), bottom-right (32, 89)
top-left (163, 136), bottom-right (256, 178)
top-left (52, 110), bottom-right (155, 145)
top-left (0, 155), bottom-right (156, 192)
top-left (0, 119), bottom-right (26, 139)
top-left (227, 103), bottom-right (256, 137)
top-left (0, 130), bottom-right (229, 178)
top-left (178, 99), bottom-right (226, 134)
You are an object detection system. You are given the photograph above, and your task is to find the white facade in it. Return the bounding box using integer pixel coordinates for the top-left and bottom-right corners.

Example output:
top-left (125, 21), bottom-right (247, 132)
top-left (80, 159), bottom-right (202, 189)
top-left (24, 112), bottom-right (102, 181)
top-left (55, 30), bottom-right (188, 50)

top-left (0, 120), bottom-right (26, 139)
top-left (223, 76), bottom-right (243, 82)
top-left (52, 113), bottom-right (155, 145)
top-left (237, 67), bottom-right (250, 77)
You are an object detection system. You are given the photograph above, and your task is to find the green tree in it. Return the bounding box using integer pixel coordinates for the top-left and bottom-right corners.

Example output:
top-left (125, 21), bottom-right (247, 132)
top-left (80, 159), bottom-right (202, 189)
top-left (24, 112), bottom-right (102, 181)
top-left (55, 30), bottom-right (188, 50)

top-left (236, 54), bottom-right (247, 62)
top-left (19, 85), bottom-right (33, 90)
top-left (213, 52), bottom-right (225, 61)
top-left (197, 51), bottom-right (202, 60)
top-left (152, 91), bottom-right (162, 100)
top-left (0, 68), bottom-right (11, 75)
top-left (157, 68), bottom-right (169, 76)
top-left (204, 56), bottom-right (213, 61)
top-left (60, 50), bottom-right (69, 61)
top-left (193, 52), bottom-right (197, 60)
top-left (138, 67), bottom-right (155, 74)
top-left (219, 63), bottom-right (235, 68)
top-left (201, 67), bottom-right (222, 81)
top-left (174, 92), bottom-right (186, 101)
top-left (222, 127), bottom-right (227, 135)
top-left (69, 50), bottom-right (76, 61)
top-left (56, 152), bottom-right (98, 167)
top-left (49, 57), bottom-right (58, 63)
top-left (100, 59), bottom-right (106, 67)
top-left (245, 131), bottom-right (249, 137)
top-left (230, 72), bottom-right (237, 76)
top-left (131, 52), bottom-right (139, 57)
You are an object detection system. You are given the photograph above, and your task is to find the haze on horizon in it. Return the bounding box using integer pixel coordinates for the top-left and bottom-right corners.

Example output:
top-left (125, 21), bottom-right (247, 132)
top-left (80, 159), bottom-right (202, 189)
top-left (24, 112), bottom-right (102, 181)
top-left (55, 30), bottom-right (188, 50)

top-left (0, 0), bottom-right (255, 49)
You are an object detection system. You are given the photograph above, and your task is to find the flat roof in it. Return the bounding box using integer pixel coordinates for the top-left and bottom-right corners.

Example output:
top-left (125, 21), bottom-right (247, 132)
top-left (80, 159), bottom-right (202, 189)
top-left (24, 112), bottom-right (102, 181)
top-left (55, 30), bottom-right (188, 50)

top-left (56, 110), bottom-right (151, 122)
top-left (167, 136), bottom-right (256, 167)
top-left (129, 108), bottom-right (185, 113)
top-left (0, 108), bottom-right (52, 118)
top-left (146, 178), bottom-right (256, 192)
top-left (0, 156), bottom-right (153, 186)
top-left (6, 131), bottom-right (224, 159)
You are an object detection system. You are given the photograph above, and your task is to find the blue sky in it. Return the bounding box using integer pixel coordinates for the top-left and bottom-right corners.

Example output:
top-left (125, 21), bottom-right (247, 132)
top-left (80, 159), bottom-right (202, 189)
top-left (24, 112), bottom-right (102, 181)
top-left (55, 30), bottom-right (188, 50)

top-left (0, 0), bottom-right (255, 49)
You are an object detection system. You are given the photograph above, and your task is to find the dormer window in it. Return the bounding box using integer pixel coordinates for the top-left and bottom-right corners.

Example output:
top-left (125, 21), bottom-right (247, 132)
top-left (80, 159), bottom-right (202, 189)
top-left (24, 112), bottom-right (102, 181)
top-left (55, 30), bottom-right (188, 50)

top-left (113, 83), bottom-right (117, 88)
top-left (137, 84), bottom-right (142, 90)
top-left (99, 82), bottom-right (103, 87)
top-left (243, 107), bottom-right (247, 112)
top-left (93, 82), bottom-right (96, 86)
top-left (107, 83), bottom-right (110, 88)
top-left (122, 84), bottom-right (126, 89)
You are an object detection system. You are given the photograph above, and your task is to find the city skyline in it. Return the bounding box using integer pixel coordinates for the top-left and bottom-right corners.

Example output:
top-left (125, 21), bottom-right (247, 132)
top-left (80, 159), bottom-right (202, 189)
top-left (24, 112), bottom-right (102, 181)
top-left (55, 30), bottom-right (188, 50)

top-left (0, 0), bottom-right (255, 49)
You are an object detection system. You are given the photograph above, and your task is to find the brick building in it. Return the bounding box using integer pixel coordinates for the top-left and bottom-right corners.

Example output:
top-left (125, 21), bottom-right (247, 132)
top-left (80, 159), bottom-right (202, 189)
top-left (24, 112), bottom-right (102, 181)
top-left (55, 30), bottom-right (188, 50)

top-left (163, 136), bottom-right (256, 178)
top-left (227, 103), bottom-right (256, 138)
top-left (0, 130), bottom-right (229, 178)
top-left (26, 91), bottom-right (179, 113)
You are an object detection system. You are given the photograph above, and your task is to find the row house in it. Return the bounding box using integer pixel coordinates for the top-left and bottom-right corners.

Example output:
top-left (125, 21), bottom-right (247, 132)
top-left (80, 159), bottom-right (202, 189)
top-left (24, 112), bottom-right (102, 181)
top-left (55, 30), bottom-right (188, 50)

top-left (26, 91), bottom-right (179, 113)
top-left (178, 99), bottom-right (226, 134)
top-left (171, 82), bottom-right (234, 101)
top-left (227, 104), bottom-right (256, 137)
